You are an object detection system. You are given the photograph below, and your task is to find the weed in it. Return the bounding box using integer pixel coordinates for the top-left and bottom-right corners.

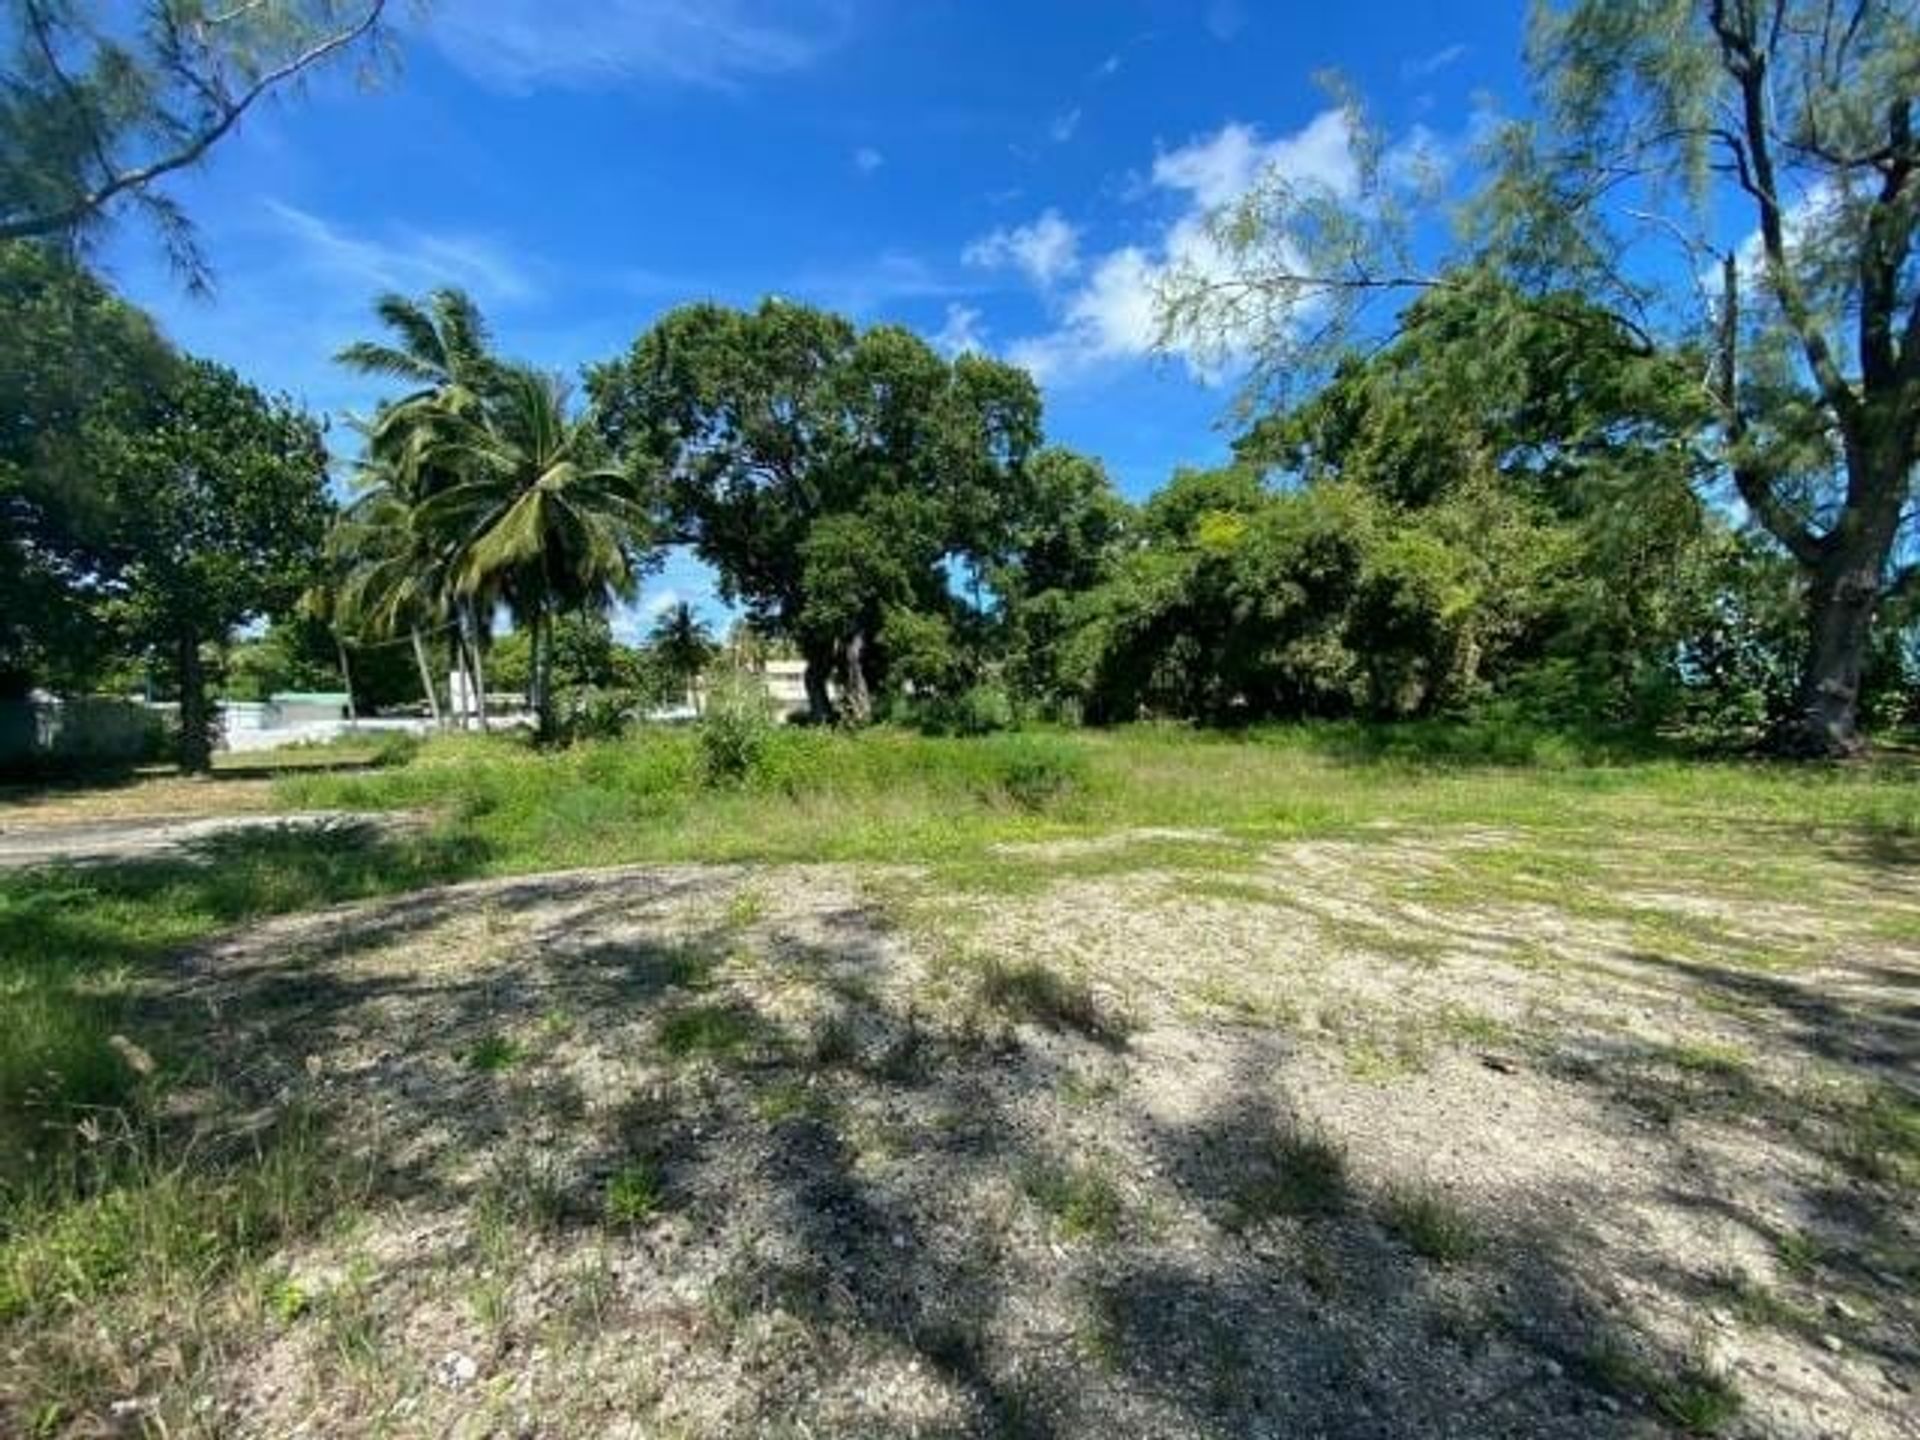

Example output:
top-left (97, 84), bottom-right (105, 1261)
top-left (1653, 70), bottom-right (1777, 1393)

top-left (723, 886), bottom-right (767, 929)
top-left (1829, 1083), bottom-right (1920, 1187)
top-left (1021, 1159), bottom-right (1124, 1243)
top-left (1075, 1288), bottom-right (1128, 1369)
top-left (808, 1012), bottom-right (860, 1068)
top-left (1226, 1125), bottom-right (1349, 1227)
top-left (1652, 1361), bottom-right (1743, 1434)
top-left (604, 1162), bottom-right (663, 1225)
top-left (1661, 1040), bottom-right (1751, 1079)
top-left (1583, 1337), bottom-right (1743, 1435)
top-left (1774, 1228), bottom-right (1822, 1276)
top-left (263, 1274), bottom-right (311, 1324)
top-left (1382, 1185), bottom-right (1482, 1264)
top-left (658, 1002), bottom-right (760, 1060)
top-left (754, 1079), bottom-right (834, 1125)
top-left (977, 957), bottom-right (1123, 1042)
top-left (1060, 1068), bottom-right (1122, 1108)
top-left (1710, 1267), bottom-right (1810, 1330)
top-left (478, 1148), bottom-right (569, 1230)
top-left (463, 1032), bottom-right (522, 1073)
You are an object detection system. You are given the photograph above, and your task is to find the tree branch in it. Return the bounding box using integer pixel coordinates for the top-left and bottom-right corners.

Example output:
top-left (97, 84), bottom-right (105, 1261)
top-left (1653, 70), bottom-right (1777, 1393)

top-left (1718, 253), bottom-right (1827, 566)
top-left (0, 1), bottom-right (386, 242)
top-left (1707, 0), bottom-right (1861, 432)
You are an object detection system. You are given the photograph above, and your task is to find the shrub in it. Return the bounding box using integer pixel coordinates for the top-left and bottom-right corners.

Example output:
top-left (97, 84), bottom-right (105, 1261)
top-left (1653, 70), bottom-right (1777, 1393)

top-left (986, 734), bottom-right (1089, 811)
top-left (552, 685), bottom-right (638, 743)
top-left (915, 682), bottom-right (1018, 737)
top-left (698, 673), bottom-right (776, 785)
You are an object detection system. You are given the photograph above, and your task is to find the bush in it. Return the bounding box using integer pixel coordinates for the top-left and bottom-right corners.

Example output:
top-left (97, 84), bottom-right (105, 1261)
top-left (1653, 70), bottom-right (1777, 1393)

top-left (914, 682), bottom-right (1018, 737)
top-left (552, 685), bottom-right (639, 743)
top-left (985, 734), bottom-right (1089, 811)
top-left (699, 673), bottom-right (776, 785)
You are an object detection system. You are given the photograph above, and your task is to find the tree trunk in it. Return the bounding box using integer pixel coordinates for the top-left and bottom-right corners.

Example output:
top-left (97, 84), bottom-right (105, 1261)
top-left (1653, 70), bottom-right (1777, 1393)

top-left (533, 609), bottom-right (554, 740)
top-left (465, 602), bottom-right (491, 734)
top-left (335, 639), bottom-right (358, 727)
top-left (802, 648), bottom-right (835, 724)
top-left (841, 628), bottom-right (872, 726)
top-left (1779, 486), bottom-right (1902, 757)
top-left (411, 627), bottom-right (443, 728)
top-left (176, 629), bottom-right (212, 774)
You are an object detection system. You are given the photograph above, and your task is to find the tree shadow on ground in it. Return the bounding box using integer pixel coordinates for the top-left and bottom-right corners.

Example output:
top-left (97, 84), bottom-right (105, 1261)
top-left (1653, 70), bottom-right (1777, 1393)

top-left (39, 864), bottom-right (1835, 1438)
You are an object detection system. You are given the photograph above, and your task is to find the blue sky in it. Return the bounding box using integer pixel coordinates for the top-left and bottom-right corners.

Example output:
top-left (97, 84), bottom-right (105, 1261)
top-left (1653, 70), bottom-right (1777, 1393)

top-left (99, 0), bottom-right (1534, 636)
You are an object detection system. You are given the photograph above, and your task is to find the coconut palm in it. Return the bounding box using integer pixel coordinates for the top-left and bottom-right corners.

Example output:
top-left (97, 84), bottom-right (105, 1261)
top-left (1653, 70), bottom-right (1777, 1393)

top-left (650, 601), bottom-right (715, 714)
top-left (422, 365), bottom-right (651, 736)
top-left (327, 450), bottom-right (448, 724)
top-left (334, 289), bottom-right (506, 728)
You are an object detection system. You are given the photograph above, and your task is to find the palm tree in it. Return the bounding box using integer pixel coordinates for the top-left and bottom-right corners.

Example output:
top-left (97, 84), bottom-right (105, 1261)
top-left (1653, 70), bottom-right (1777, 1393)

top-left (422, 365), bottom-right (650, 737)
top-left (651, 601), bottom-right (715, 714)
top-left (327, 450), bottom-right (447, 725)
top-left (335, 289), bottom-right (504, 729)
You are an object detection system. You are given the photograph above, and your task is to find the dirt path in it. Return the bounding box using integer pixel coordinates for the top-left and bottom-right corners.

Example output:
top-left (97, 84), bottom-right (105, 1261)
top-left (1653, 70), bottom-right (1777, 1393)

top-left (12, 837), bottom-right (1910, 1438)
top-left (0, 810), bottom-right (405, 868)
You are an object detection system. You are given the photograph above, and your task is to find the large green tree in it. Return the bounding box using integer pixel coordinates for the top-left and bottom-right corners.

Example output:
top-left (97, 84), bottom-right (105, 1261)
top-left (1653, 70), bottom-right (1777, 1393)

top-left (93, 357), bottom-right (332, 770)
top-left (589, 300), bottom-right (1042, 722)
top-left (0, 240), bottom-right (173, 694)
top-left (1519, 0), bottom-right (1920, 755)
top-left (2, 1), bottom-right (392, 280)
top-left (1160, 2), bottom-right (1920, 754)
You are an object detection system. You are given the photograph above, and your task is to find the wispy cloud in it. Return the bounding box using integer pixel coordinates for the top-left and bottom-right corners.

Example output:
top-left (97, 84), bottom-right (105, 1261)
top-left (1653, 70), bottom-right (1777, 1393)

top-left (424, 0), bottom-right (852, 93)
top-left (1049, 107), bottom-right (1083, 144)
top-left (1401, 42), bottom-right (1469, 80)
top-left (853, 145), bottom-right (885, 175)
top-left (963, 209), bottom-right (1081, 288)
top-left (931, 303), bottom-right (989, 357)
top-left (785, 250), bottom-right (971, 315)
top-left (264, 201), bottom-right (538, 304)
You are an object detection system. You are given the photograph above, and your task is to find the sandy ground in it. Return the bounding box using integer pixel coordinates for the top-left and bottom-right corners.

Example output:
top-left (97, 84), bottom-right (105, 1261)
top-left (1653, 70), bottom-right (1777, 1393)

top-left (20, 833), bottom-right (1911, 1439)
top-left (0, 809), bottom-right (407, 868)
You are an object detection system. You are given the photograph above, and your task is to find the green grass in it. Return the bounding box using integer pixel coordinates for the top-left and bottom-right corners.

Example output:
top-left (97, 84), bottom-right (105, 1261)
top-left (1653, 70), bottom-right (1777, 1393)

top-left (264, 723), bottom-right (1920, 874)
top-left (1226, 1125), bottom-right (1350, 1227)
top-left (1381, 1185), bottom-right (1483, 1264)
top-left (1021, 1158), bottom-right (1125, 1243)
top-left (604, 1162), bottom-right (664, 1225)
top-left (657, 1001), bottom-right (761, 1060)
top-left (2, 718), bottom-right (1916, 1430)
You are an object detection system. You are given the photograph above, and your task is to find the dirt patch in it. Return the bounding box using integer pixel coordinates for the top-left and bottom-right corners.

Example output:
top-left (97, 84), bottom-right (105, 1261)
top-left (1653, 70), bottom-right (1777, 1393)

top-left (9, 839), bottom-right (1916, 1438)
top-left (0, 810), bottom-right (414, 868)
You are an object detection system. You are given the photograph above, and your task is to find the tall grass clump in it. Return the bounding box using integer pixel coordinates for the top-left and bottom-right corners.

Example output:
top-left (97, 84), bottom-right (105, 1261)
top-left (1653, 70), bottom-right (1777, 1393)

top-left (698, 673), bottom-right (777, 785)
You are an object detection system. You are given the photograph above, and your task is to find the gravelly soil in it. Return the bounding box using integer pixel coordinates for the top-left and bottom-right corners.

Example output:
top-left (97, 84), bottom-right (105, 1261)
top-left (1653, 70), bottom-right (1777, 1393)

top-left (20, 835), bottom-right (1919, 1438)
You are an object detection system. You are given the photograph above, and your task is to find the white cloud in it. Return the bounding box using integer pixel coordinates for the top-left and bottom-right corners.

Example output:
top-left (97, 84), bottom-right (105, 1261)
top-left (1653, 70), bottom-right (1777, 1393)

top-left (1151, 112), bottom-right (1358, 209)
top-left (264, 201), bottom-right (538, 304)
top-left (853, 146), bottom-right (885, 174)
top-left (1401, 42), bottom-right (1468, 80)
top-left (1005, 110), bottom-right (1370, 385)
top-left (641, 589), bottom-right (684, 619)
top-left (1049, 107), bottom-right (1083, 144)
top-left (931, 303), bottom-right (989, 357)
top-left (423, 0), bottom-right (851, 92)
top-left (962, 209), bottom-right (1082, 288)
top-left (1094, 53), bottom-right (1122, 79)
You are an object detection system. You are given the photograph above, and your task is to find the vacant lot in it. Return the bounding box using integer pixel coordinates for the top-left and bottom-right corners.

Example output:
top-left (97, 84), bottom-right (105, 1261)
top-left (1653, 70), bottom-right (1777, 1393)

top-left (1, 726), bottom-right (1915, 1436)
